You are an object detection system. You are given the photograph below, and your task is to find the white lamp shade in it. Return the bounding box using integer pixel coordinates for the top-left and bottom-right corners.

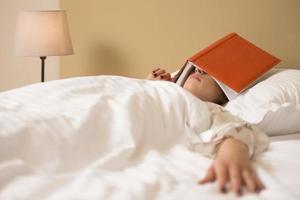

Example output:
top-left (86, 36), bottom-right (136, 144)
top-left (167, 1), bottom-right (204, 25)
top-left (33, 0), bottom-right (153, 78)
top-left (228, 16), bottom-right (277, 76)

top-left (14, 10), bottom-right (73, 57)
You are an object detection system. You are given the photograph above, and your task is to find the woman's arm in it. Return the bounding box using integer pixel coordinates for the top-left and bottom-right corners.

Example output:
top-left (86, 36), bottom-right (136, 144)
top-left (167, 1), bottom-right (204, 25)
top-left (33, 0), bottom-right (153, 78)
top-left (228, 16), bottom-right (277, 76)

top-left (199, 137), bottom-right (265, 195)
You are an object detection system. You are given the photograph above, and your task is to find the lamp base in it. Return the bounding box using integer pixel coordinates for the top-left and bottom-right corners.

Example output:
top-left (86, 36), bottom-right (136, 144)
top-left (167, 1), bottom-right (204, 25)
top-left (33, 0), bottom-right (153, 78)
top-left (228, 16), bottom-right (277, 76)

top-left (40, 56), bottom-right (46, 82)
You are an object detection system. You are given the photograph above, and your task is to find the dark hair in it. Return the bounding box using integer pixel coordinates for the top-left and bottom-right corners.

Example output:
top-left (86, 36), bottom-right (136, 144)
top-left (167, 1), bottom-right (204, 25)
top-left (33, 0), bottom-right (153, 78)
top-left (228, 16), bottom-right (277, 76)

top-left (216, 90), bottom-right (229, 105)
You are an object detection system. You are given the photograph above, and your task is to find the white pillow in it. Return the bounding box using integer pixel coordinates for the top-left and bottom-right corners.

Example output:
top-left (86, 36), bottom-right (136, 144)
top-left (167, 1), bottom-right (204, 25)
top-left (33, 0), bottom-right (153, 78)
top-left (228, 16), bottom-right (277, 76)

top-left (225, 69), bottom-right (300, 136)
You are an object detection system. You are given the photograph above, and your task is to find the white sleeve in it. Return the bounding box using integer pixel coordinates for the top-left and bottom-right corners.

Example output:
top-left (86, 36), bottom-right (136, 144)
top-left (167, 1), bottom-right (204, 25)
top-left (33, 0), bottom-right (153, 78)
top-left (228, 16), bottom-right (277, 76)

top-left (187, 102), bottom-right (270, 158)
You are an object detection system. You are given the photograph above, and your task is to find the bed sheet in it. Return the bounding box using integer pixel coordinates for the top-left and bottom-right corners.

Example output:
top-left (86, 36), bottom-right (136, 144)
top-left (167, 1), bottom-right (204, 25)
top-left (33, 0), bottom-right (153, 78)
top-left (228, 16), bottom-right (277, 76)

top-left (0, 76), bottom-right (299, 200)
top-left (255, 132), bottom-right (300, 199)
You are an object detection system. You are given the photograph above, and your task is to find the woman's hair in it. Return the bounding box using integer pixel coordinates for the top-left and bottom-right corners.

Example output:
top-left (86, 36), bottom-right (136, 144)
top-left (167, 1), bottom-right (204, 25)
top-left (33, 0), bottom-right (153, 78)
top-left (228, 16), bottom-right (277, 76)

top-left (216, 90), bottom-right (229, 106)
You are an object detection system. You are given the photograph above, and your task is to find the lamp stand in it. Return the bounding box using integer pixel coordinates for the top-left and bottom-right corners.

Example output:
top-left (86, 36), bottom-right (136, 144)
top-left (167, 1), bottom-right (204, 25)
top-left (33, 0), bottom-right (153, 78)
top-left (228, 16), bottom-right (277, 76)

top-left (40, 56), bottom-right (46, 82)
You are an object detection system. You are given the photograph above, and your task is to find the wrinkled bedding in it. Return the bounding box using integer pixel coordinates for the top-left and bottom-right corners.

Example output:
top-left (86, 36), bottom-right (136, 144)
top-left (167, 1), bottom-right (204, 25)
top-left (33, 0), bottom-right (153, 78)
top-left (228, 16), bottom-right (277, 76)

top-left (0, 76), bottom-right (299, 200)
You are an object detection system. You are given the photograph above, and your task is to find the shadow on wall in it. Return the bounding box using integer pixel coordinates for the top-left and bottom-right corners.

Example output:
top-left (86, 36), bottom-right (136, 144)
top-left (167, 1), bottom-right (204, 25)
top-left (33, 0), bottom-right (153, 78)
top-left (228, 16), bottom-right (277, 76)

top-left (87, 43), bottom-right (129, 76)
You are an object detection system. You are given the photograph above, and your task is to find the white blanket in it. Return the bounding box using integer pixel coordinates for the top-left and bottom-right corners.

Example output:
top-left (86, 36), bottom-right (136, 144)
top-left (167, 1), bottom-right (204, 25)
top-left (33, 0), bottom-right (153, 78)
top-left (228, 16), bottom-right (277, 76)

top-left (0, 76), bottom-right (299, 199)
top-left (0, 76), bottom-right (211, 199)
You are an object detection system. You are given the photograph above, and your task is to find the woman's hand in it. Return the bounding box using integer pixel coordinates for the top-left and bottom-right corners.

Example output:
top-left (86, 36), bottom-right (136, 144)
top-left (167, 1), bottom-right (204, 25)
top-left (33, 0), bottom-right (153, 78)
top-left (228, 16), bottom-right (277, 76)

top-left (198, 137), bottom-right (265, 196)
top-left (146, 68), bottom-right (172, 81)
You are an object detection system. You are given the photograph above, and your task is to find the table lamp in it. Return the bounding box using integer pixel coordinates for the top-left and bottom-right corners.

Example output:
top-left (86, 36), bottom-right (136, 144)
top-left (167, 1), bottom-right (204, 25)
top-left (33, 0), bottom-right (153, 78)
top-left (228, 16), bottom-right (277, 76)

top-left (14, 10), bottom-right (73, 82)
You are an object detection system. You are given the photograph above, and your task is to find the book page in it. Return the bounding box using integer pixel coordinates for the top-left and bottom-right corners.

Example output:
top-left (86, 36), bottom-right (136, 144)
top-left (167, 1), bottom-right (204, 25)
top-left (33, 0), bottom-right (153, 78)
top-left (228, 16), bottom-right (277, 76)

top-left (176, 61), bottom-right (195, 86)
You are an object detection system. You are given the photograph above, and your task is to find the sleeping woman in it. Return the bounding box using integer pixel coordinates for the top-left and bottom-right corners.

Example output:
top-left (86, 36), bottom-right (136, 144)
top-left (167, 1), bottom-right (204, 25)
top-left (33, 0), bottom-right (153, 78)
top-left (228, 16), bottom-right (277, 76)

top-left (147, 67), bottom-right (269, 195)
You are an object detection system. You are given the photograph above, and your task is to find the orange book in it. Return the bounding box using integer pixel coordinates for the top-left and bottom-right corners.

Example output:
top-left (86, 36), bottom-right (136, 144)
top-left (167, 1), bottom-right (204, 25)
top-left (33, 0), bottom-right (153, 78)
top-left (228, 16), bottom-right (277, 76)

top-left (174, 33), bottom-right (281, 100)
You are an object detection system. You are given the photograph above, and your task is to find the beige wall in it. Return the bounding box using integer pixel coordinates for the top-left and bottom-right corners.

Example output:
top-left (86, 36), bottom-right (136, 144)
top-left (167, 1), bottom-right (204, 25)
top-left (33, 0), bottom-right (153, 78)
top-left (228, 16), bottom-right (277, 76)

top-left (0, 0), bottom-right (60, 92)
top-left (60, 0), bottom-right (300, 79)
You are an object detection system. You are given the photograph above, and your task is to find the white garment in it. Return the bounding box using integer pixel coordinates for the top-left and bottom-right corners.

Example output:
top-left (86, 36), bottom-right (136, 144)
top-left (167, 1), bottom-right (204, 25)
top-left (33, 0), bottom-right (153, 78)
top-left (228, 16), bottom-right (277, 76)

top-left (189, 102), bottom-right (270, 158)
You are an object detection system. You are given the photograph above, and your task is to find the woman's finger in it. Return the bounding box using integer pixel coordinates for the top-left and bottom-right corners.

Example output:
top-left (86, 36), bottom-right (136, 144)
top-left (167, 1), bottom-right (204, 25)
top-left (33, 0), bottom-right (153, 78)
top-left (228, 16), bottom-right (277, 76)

top-left (229, 165), bottom-right (242, 195)
top-left (160, 73), bottom-right (171, 80)
top-left (198, 165), bottom-right (216, 184)
top-left (242, 169), bottom-right (256, 192)
top-left (215, 161), bottom-right (228, 192)
top-left (152, 68), bottom-right (161, 73)
top-left (251, 171), bottom-right (265, 192)
top-left (154, 69), bottom-right (166, 76)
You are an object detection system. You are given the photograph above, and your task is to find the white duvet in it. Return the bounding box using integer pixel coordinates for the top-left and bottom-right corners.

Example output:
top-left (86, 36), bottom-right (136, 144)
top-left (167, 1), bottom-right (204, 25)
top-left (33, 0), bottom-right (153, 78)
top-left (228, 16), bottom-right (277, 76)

top-left (0, 76), bottom-right (299, 200)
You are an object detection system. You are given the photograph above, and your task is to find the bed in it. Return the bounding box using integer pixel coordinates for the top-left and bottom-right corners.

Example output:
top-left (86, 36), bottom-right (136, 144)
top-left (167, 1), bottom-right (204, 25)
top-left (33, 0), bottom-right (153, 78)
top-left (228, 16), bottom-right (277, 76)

top-left (0, 71), bottom-right (300, 200)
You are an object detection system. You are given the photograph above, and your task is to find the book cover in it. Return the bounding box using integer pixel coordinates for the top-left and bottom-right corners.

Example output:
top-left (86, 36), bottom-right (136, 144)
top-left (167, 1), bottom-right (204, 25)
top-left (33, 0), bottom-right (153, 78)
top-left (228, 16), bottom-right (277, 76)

top-left (174, 33), bottom-right (281, 100)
